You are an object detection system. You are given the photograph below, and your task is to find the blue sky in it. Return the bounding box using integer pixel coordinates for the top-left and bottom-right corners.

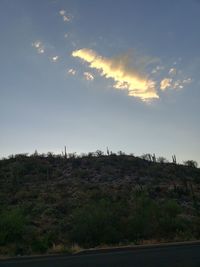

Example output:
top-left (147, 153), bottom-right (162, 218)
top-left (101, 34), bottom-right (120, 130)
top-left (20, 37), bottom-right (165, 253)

top-left (0, 0), bottom-right (200, 164)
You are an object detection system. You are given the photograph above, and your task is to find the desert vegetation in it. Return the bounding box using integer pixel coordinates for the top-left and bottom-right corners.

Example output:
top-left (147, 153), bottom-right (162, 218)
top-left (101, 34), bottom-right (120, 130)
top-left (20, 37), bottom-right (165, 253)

top-left (0, 151), bottom-right (199, 256)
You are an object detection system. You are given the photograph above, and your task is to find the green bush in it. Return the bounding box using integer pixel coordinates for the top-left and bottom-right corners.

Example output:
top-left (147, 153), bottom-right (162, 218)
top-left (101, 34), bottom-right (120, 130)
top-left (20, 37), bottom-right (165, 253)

top-left (0, 208), bottom-right (26, 245)
top-left (31, 237), bottom-right (49, 253)
top-left (69, 200), bottom-right (122, 247)
top-left (126, 195), bottom-right (159, 241)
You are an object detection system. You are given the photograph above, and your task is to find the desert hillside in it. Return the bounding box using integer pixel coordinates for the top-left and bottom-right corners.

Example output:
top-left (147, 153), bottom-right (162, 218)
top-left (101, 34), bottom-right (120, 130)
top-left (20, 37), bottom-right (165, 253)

top-left (0, 152), bottom-right (200, 256)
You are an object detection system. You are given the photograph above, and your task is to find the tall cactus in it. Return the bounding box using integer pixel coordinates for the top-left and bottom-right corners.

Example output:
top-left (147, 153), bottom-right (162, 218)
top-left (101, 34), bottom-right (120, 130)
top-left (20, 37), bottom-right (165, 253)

top-left (64, 146), bottom-right (67, 159)
top-left (106, 147), bottom-right (110, 156)
top-left (172, 154), bottom-right (177, 164)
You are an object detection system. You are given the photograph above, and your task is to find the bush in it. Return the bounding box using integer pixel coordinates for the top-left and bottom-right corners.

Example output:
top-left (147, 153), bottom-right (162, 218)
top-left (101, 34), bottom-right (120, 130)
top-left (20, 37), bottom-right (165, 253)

top-left (126, 195), bottom-right (159, 241)
top-left (0, 208), bottom-right (26, 246)
top-left (31, 238), bottom-right (49, 253)
top-left (69, 200), bottom-right (122, 247)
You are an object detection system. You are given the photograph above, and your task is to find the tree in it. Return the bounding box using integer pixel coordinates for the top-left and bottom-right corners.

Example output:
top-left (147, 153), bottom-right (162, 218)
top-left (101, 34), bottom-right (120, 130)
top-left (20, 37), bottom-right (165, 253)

top-left (95, 150), bottom-right (104, 157)
top-left (157, 157), bottom-right (168, 163)
top-left (184, 160), bottom-right (198, 168)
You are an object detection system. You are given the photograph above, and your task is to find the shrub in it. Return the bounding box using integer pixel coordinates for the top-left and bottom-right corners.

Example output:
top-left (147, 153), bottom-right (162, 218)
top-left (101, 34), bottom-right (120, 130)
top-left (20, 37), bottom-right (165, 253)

top-left (69, 200), bottom-right (122, 247)
top-left (0, 208), bottom-right (26, 246)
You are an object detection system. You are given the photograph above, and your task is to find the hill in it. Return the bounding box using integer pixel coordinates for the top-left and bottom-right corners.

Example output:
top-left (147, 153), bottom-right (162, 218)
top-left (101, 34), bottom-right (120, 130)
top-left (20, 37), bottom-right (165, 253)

top-left (0, 152), bottom-right (200, 256)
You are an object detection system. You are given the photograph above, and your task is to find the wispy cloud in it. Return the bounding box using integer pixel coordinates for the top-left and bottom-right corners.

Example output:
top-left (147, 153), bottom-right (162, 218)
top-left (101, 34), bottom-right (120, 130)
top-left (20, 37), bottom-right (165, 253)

top-left (83, 72), bottom-right (94, 81)
top-left (72, 48), bottom-right (158, 101)
top-left (63, 15), bottom-right (70, 22)
top-left (68, 68), bottom-right (76, 75)
top-left (169, 68), bottom-right (177, 76)
top-left (59, 9), bottom-right (72, 22)
top-left (32, 41), bottom-right (45, 54)
top-left (59, 10), bottom-right (66, 16)
top-left (50, 55), bottom-right (59, 62)
top-left (174, 78), bottom-right (192, 89)
top-left (151, 65), bottom-right (164, 74)
top-left (173, 80), bottom-right (184, 89)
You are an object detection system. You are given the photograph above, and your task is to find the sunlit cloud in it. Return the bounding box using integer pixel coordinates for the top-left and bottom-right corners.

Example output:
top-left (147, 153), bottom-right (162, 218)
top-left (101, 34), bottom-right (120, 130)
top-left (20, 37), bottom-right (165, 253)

top-left (72, 48), bottom-right (159, 101)
top-left (68, 68), bottom-right (76, 75)
top-left (160, 78), bottom-right (172, 90)
top-left (84, 72), bottom-right (94, 81)
top-left (32, 41), bottom-right (45, 54)
top-left (160, 77), bottom-right (192, 91)
top-left (50, 55), bottom-right (59, 62)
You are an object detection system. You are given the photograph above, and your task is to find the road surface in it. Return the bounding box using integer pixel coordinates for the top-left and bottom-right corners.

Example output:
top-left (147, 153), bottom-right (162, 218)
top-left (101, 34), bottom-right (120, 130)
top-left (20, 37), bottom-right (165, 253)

top-left (1, 244), bottom-right (200, 267)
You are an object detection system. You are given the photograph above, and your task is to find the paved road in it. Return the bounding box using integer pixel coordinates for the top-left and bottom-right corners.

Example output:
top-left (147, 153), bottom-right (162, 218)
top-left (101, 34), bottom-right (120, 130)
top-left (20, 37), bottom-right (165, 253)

top-left (1, 244), bottom-right (200, 267)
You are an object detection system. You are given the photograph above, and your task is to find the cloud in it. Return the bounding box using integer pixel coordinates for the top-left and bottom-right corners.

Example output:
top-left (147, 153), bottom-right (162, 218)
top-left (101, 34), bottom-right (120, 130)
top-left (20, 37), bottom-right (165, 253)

top-left (182, 78), bottom-right (192, 84)
top-left (50, 55), bottom-right (59, 62)
top-left (173, 78), bottom-right (192, 89)
top-left (72, 48), bottom-right (159, 101)
top-left (173, 80), bottom-right (184, 89)
top-left (32, 41), bottom-right (45, 54)
top-left (84, 72), bottom-right (94, 81)
top-left (64, 33), bottom-right (68, 38)
top-left (169, 68), bottom-right (177, 76)
top-left (151, 65), bottom-right (164, 74)
top-left (68, 68), bottom-right (76, 75)
top-left (160, 78), bottom-right (172, 90)
top-left (63, 15), bottom-right (70, 22)
top-left (59, 10), bottom-right (66, 16)
top-left (32, 41), bottom-right (41, 48)
top-left (160, 77), bottom-right (192, 91)
top-left (59, 9), bottom-right (72, 22)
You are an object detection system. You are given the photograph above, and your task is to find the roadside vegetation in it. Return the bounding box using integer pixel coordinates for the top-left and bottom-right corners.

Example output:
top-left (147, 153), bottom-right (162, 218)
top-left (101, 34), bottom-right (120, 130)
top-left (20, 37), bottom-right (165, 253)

top-left (0, 151), bottom-right (199, 256)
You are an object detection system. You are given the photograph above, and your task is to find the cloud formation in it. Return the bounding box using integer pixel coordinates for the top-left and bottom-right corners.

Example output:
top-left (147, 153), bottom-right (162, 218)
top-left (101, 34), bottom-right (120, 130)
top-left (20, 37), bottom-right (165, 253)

top-left (68, 68), bottom-right (76, 75)
top-left (63, 15), bottom-right (70, 22)
top-left (151, 65), bottom-right (164, 74)
top-left (72, 48), bottom-right (158, 101)
top-left (59, 10), bottom-right (66, 16)
top-left (169, 68), bottom-right (177, 76)
top-left (32, 41), bottom-right (45, 54)
top-left (160, 78), bottom-right (172, 90)
top-left (59, 9), bottom-right (72, 22)
top-left (84, 72), bottom-right (94, 81)
top-left (50, 55), bottom-right (59, 62)
top-left (160, 77), bottom-right (192, 91)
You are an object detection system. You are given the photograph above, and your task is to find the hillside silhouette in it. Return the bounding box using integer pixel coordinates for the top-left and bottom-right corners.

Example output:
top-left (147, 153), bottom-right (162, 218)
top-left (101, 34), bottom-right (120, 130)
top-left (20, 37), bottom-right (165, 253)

top-left (0, 151), bottom-right (200, 256)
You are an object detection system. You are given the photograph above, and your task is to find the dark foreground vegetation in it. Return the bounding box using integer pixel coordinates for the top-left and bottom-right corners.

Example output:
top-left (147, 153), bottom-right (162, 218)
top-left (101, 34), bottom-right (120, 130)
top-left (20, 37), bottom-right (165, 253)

top-left (0, 151), bottom-right (200, 256)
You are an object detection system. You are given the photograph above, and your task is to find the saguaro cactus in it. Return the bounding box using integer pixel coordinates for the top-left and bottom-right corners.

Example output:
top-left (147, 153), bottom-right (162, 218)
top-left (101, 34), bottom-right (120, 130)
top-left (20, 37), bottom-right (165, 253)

top-left (172, 154), bottom-right (177, 164)
top-left (106, 147), bottom-right (110, 155)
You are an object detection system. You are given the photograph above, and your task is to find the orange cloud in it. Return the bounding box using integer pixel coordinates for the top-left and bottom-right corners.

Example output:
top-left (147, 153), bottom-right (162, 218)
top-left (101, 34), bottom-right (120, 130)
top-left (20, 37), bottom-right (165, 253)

top-left (160, 78), bottom-right (172, 90)
top-left (72, 49), bottom-right (158, 101)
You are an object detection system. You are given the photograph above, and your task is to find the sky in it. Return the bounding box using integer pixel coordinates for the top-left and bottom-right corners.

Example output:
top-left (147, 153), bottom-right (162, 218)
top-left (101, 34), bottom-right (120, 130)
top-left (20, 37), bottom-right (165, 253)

top-left (0, 0), bottom-right (200, 164)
